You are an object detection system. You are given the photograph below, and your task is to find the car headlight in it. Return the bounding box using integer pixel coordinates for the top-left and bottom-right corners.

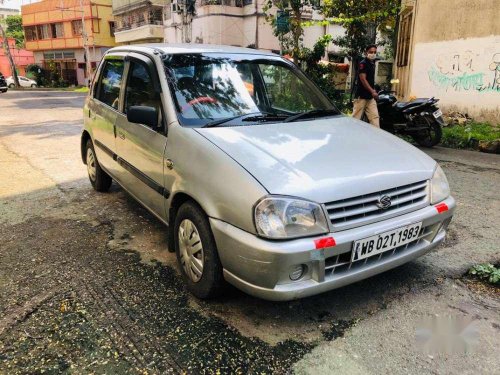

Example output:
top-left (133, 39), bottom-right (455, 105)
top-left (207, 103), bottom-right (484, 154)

top-left (430, 164), bottom-right (450, 204)
top-left (254, 196), bottom-right (329, 239)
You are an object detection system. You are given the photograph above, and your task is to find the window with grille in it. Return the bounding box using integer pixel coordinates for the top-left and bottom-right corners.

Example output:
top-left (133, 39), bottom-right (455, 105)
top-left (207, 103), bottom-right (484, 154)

top-left (25, 26), bottom-right (37, 41)
top-left (72, 20), bottom-right (83, 36)
top-left (49, 23), bottom-right (64, 38)
top-left (36, 24), bottom-right (49, 39)
top-left (396, 11), bottom-right (413, 67)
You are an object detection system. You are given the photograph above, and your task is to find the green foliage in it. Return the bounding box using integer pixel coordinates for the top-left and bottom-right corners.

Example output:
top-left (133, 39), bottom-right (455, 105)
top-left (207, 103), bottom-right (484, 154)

top-left (5, 15), bottom-right (24, 48)
top-left (321, 0), bottom-right (400, 60)
top-left (468, 264), bottom-right (500, 285)
top-left (441, 122), bottom-right (500, 149)
top-left (263, 0), bottom-right (317, 61)
top-left (26, 62), bottom-right (70, 88)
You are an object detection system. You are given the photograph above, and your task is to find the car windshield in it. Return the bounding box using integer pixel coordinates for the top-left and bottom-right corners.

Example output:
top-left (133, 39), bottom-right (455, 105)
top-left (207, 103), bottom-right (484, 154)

top-left (163, 53), bottom-right (338, 127)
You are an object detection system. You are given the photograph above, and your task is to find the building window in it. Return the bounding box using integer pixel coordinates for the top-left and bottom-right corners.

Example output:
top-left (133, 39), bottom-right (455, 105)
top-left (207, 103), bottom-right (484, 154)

top-left (36, 24), bottom-right (50, 39)
top-left (109, 21), bottom-right (115, 36)
top-left (49, 23), bottom-right (64, 38)
top-left (25, 26), bottom-right (37, 41)
top-left (396, 11), bottom-right (413, 67)
top-left (72, 20), bottom-right (83, 36)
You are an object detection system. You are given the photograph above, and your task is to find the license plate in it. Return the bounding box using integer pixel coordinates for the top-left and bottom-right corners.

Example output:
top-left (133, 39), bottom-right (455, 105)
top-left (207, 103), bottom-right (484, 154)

top-left (351, 222), bottom-right (422, 262)
top-left (433, 109), bottom-right (443, 119)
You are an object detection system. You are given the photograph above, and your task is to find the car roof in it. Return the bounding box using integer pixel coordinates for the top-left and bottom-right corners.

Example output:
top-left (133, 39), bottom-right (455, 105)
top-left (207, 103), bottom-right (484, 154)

top-left (106, 43), bottom-right (278, 57)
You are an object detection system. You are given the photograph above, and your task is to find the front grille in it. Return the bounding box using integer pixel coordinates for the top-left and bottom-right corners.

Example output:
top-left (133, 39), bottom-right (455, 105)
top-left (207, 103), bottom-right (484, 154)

top-left (324, 180), bottom-right (429, 231)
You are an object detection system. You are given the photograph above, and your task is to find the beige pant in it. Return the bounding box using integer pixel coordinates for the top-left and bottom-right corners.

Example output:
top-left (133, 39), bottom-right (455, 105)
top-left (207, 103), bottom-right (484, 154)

top-left (352, 98), bottom-right (380, 128)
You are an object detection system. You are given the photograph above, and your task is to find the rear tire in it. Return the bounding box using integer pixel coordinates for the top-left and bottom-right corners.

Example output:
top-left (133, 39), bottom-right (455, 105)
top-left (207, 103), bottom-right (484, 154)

top-left (85, 139), bottom-right (112, 192)
top-left (8, 83), bottom-right (14, 88)
top-left (412, 117), bottom-right (442, 147)
top-left (174, 202), bottom-right (224, 299)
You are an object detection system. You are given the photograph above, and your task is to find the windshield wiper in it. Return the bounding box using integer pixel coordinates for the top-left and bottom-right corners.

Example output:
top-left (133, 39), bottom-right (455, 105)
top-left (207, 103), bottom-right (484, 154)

top-left (202, 112), bottom-right (262, 128)
top-left (202, 112), bottom-right (286, 128)
top-left (283, 109), bottom-right (339, 123)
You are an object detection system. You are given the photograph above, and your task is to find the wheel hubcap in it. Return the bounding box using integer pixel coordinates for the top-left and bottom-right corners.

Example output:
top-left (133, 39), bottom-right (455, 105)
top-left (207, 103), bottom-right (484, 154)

top-left (178, 219), bottom-right (204, 283)
top-left (86, 148), bottom-right (97, 181)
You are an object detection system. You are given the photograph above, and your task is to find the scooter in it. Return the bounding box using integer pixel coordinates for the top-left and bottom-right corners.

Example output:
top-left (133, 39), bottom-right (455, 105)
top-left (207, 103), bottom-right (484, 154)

top-left (364, 90), bottom-right (444, 147)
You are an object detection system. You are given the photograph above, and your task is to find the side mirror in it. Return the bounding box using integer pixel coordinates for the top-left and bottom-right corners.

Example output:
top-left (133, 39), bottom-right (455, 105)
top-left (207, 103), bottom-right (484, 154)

top-left (127, 106), bottom-right (158, 128)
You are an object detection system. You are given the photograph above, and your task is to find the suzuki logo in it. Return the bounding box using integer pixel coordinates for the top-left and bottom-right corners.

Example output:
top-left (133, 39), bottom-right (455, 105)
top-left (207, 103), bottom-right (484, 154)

top-left (376, 195), bottom-right (392, 209)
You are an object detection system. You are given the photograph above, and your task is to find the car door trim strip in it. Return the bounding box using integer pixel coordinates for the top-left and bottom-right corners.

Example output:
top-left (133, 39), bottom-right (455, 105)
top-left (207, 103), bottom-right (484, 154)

top-left (94, 139), bottom-right (170, 199)
top-left (94, 139), bottom-right (115, 160)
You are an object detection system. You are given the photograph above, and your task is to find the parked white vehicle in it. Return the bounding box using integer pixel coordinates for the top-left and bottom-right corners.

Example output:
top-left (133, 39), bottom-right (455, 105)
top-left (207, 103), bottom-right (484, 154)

top-left (7, 76), bottom-right (37, 88)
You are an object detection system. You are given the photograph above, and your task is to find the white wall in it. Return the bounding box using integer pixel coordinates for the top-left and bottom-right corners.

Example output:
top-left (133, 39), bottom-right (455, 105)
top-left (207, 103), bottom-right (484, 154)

top-left (411, 36), bottom-right (500, 122)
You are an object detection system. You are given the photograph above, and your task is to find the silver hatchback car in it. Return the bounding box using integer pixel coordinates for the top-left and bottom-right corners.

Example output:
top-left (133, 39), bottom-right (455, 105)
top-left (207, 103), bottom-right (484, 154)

top-left (82, 44), bottom-right (455, 301)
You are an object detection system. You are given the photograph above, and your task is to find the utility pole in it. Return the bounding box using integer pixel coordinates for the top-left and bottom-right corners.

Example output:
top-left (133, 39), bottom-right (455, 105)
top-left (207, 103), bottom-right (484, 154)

top-left (79, 0), bottom-right (92, 84)
top-left (0, 23), bottom-right (20, 87)
top-left (57, 0), bottom-right (92, 85)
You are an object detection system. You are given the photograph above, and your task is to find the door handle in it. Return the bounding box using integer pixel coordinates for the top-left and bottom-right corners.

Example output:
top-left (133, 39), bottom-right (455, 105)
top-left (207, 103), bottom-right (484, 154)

top-left (165, 159), bottom-right (174, 170)
top-left (117, 131), bottom-right (125, 140)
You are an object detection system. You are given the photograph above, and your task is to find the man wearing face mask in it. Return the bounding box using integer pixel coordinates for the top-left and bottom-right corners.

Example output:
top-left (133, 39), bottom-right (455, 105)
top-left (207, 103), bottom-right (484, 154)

top-left (352, 44), bottom-right (380, 127)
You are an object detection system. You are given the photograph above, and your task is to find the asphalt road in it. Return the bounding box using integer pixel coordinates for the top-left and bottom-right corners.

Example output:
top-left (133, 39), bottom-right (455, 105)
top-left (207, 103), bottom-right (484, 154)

top-left (0, 91), bottom-right (498, 374)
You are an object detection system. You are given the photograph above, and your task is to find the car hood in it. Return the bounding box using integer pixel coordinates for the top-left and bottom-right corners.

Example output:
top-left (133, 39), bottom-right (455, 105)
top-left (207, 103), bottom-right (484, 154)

top-left (195, 116), bottom-right (437, 203)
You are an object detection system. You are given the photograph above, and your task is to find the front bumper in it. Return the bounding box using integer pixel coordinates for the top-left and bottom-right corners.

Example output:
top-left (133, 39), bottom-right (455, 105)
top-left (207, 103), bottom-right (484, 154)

top-left (210, 196), bottom-right (456, 301)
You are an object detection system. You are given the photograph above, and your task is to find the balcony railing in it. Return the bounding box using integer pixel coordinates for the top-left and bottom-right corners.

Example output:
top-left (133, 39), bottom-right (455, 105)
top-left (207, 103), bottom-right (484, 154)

top-left (115, 6), bottom-right (163, 32)
top-left (115, 19), bottom-right (163, 32)
top-left (200, 0), bottom-right (252, 7)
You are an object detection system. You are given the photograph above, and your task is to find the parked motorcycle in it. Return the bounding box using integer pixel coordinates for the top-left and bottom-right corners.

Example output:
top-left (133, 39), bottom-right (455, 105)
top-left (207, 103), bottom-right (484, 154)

top-left (363, 90), bottom-right (444, 147)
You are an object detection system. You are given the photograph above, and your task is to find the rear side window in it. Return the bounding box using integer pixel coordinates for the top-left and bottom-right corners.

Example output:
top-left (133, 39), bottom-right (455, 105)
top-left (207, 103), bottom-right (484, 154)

top-left (97, 60), bottom-right (124, 110)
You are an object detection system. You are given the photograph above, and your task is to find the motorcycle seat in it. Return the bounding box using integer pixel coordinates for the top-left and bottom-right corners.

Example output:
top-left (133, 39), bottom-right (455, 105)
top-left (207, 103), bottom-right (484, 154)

top-left (393, 98), bottom-right (429, 110)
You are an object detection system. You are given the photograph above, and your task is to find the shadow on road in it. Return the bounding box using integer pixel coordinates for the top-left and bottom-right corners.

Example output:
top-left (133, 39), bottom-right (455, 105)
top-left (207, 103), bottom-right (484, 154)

top-left (0, 178), bottom-right (443, 373)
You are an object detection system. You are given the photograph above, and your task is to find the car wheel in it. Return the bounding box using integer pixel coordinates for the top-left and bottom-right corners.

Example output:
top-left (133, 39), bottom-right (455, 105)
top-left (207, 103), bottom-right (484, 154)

top-left (85, 139), bottom-right (112, 192)
top-left (8, 83), bottom-right (14, 88)
top-left (31, 84), bottom-right (37, 88)
top-left (174, 202), bottom-right (224, 299)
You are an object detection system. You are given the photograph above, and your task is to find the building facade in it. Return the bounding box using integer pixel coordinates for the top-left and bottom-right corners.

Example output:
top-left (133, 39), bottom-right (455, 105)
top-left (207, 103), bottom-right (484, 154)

top-left (112, 0), bottom-right (166, 44)
top-left (0, 7), bottom-right (19, 26)
top-left (0, 37), bottom-right (35, 77)
top-left (21, 0), bottom-right (116, 86)
top-left (163, 1), bottom-right (345, 56)
top-left (393, 0), bottom-right (500, 123)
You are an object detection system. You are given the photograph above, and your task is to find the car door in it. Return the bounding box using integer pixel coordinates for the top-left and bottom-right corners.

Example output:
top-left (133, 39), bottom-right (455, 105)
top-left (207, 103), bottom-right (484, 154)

top-left (114, 53), bottom-right (168, 221)
top-left (87, 55), bottom-right (126, 177)
top-left (20, 77), bottom-right (30, 87)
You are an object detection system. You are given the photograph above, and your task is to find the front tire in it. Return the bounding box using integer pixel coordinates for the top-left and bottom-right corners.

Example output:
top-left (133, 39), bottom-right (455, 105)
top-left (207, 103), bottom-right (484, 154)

top-left (31, 84), bottom-right (37, 88)
top-left (8, 83), bottom-right (14, 88)
top-left (412, 117), bottom-right (442, 147)
top-left (174, 202), bottom-right (224, 299)
top-left (85, 139), bottom-right (112, 192)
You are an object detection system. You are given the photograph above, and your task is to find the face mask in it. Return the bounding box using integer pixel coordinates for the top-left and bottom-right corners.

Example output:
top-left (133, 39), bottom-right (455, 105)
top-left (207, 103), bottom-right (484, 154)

top-left (367, 53), bottom-right (377, 60)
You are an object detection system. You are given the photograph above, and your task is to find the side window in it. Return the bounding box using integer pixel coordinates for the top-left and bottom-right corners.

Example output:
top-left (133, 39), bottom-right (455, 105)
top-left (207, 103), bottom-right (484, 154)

top-left (124, 60), bottom-right (162, 127)
top-left (96, 59), bottom-right (124, 110)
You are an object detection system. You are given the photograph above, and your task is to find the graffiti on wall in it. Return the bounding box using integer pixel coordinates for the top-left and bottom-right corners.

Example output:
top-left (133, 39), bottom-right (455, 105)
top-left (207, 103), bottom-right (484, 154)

top-left (427, 52), bottom-right (500, 93)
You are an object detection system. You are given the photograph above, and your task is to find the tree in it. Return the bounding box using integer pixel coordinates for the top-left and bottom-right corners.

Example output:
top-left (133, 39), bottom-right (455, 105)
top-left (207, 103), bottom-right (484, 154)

top-left (263, 0), bottom-right (319, 62)
top-left (0, 23), bottom-right (20, 87)
top-left (320, 0), bottom-right (400, 96)
top-left (5, 15), bottom-right (24, 48)
top-left (321, 0), bottom-right (399, 60)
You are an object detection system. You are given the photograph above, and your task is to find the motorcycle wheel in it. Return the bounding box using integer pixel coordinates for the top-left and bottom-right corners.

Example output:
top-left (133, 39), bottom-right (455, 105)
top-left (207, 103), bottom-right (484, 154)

top-left (412, 116), bottom-right (442, 147)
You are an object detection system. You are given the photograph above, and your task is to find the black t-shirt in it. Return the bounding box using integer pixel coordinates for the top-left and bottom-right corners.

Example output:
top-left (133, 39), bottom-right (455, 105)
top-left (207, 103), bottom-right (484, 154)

top-left (355, 59), bottom-right (376, 99)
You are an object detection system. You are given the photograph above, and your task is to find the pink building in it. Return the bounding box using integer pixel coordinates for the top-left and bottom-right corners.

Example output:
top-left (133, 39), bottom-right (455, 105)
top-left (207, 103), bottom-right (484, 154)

top-left (0, 38), bottom-right (35, 77)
